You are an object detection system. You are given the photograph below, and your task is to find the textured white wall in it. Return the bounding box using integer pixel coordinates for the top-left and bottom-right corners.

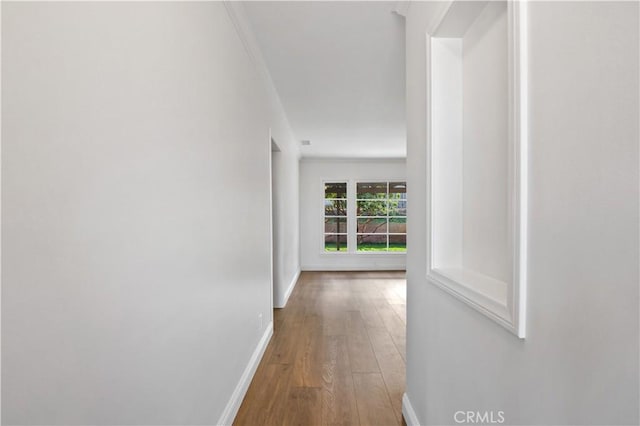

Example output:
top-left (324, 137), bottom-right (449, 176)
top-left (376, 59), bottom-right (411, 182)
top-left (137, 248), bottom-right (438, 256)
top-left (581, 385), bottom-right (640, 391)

top-left (406, 1), bottom-right (639, 425)
top-left (2, 2), bottom-right (280, 424)
top-left (300, 158), bottom-right (406, 271)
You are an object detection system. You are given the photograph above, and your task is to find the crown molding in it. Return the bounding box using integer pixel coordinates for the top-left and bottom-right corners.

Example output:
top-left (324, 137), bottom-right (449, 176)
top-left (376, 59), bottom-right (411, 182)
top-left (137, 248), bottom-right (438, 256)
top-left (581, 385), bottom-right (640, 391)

top-left (223, 1), bottom-right (300, 157)
top-left (392, 1), bottom-right (410, 18)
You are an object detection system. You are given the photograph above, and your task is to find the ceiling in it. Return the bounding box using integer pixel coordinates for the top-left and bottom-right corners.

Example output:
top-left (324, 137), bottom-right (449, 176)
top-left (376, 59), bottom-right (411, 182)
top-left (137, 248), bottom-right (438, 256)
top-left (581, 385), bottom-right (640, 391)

top-left (243, 1), bottom-right (406, 158)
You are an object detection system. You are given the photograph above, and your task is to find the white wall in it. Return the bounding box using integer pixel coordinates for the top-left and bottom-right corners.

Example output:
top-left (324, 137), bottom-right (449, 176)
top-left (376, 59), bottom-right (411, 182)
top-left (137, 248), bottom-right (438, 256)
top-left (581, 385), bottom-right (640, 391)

top-left (300, 158), bottom-right (406, 271)
top-left (239, 0), bottom-right (302, 310)
top-left (1, 2), bottom-right (291, 424)
top-left (462, 1), bottom-right (509, 282)
top-left (271, 141), bottom-right (301, 308)
top-left (431, 38), bottom-right (463, 269)
top-left (406, 1), bottom-right (638, 425)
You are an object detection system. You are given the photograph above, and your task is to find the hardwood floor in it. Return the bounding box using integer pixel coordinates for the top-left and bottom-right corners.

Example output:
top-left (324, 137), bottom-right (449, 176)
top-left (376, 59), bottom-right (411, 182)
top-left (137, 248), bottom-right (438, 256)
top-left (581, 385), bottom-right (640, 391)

top-left (234, 271), bottom-right (407, 426)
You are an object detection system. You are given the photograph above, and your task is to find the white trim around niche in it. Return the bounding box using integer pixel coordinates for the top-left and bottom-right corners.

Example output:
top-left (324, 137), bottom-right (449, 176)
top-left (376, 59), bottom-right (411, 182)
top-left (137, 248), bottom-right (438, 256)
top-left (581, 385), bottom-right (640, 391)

top-left (425, 0), bottom-right (528, 338)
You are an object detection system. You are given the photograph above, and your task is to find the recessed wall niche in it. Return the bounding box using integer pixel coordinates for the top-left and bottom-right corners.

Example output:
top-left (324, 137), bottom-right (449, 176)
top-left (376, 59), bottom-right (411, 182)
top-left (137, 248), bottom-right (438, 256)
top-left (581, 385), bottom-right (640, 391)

top-left (426, 0), bottom-right (528, 337)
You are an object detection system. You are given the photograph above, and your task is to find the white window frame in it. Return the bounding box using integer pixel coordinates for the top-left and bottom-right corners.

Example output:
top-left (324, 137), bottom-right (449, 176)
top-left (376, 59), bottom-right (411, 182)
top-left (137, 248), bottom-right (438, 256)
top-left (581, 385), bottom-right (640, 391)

top-left (322, 180), bottom-right (349, 254)
top-left (355, 181), bottom-right (407, 254)
top-left (320, 179), bottom-right (407, 255)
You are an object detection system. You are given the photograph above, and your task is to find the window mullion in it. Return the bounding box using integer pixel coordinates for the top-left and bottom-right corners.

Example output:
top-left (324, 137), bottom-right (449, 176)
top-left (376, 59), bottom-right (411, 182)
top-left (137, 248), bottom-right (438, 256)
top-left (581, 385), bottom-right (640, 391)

top-left (386, 182), bottom-right (390, 251)
top-left (348, 180), bottom-right (356, 253)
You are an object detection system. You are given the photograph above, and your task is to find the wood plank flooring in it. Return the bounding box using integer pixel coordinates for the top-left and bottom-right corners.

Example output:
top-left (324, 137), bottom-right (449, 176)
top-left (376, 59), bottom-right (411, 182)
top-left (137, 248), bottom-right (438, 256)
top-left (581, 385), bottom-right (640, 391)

top-left (234, 271), bottom-right (406, 426)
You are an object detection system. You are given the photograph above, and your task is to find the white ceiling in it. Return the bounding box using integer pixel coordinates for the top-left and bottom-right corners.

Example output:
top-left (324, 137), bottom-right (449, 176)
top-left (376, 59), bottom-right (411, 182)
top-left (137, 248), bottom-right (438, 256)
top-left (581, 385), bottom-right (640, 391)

top-left (243, 1), bottom-right (406, 158)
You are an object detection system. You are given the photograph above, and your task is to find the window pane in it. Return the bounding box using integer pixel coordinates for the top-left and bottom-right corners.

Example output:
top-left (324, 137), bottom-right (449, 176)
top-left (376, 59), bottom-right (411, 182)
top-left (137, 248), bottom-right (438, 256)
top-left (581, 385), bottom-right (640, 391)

top-left (325, 182), bottom-right (347, 199)
top-left (357, 182), bottom-right (387, 199)
top-left (388, 182), bottom-right (407, 199)
top-left (357, 218), bottom-right (387, 233)
top-left (388, 200), bottom-right (407, 216)
top-left (325, 217), bottom-right (347, 233)
top-left (389, 217), bottom-right (407, 233)
top-left (325, 234), bottom-right (348, 252)
top-left (357, 234), bottom-right (388, 251)
top-left (351, 181), bottom-right (408, 253)
top-left (357, 200), bottom-right (387, 216)
top-left (389, 234), bottom-right (407, 252)
top-left (325, 199), bottom-right (347, 216)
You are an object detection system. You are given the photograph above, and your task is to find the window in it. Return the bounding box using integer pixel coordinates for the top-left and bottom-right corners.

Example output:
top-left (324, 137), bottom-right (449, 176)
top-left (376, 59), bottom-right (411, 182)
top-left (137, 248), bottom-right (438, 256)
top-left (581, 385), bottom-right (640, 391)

top-left (324, 182), bottom-right (348, 251)
top-left (356, 182), bottom-right (407, 252)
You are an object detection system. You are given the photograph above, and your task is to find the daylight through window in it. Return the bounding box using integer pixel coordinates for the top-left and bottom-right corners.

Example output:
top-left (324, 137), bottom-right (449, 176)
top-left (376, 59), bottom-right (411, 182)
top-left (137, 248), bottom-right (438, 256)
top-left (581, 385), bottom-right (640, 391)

top-left (324, 182), bottom-right (348, 251)
top-left (356, 182), bottom-right (406, 252)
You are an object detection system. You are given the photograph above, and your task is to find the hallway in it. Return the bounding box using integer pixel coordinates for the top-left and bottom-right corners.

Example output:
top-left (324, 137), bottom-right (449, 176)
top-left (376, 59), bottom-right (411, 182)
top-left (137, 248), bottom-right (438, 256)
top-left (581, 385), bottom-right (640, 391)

top-left (234, 271), bottom-right (407, 426)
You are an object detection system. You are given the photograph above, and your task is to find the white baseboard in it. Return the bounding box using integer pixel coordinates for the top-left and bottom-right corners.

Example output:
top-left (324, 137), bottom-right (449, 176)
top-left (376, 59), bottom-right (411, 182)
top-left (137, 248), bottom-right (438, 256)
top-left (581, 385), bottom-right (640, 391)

top-left (275, 269), bottom-right (300, 308)
top-left (217, 322), bottom-right (273, 426)
top-left (402, 393), bottom-right (421, 426)
top-left (301, 265), bottom-right (406, 271)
